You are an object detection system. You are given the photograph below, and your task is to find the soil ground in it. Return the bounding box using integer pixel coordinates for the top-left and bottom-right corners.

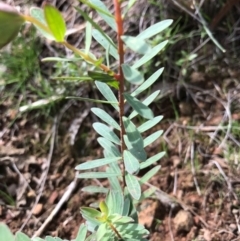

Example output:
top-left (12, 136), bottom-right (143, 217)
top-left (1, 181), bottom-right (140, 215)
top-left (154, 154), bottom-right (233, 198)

top-left (1, 0), bottom-right (240, 240)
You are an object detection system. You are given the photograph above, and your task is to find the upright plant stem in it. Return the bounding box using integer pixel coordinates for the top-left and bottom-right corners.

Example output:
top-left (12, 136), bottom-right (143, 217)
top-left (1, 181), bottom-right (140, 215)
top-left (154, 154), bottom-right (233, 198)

top-left (113, 0), bottom-right (126, 187)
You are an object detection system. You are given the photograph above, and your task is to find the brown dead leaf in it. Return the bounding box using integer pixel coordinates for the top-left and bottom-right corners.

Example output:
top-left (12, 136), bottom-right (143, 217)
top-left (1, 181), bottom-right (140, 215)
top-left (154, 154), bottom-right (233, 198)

top-left (48, 191), bottom-right (59, 204)
top-left (206, 115), bottom-right (222, 125)
top-left (33, 203), bottom-right (43, 215)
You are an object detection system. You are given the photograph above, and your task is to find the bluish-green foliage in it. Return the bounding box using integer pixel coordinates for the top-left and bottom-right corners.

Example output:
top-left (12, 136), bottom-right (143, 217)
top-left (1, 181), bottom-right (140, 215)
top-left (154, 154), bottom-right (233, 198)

top-left (0, 0), bottom-right (172, 240)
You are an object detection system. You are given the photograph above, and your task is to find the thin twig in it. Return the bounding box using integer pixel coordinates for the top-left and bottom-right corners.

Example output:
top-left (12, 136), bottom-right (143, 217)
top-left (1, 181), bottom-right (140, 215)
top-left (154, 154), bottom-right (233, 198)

top-left (173, 168), bottom-right (178, 196)
top-left (19, 117), bottom-right (57, 232)
top-left (168, 207), bottom-right (175, 241)
top-left (211, 160), bottom-right (237, 200)
top-left (190, 142), bottom-right (201, 195)
top-left (32, 172), bottom-right (79, 238)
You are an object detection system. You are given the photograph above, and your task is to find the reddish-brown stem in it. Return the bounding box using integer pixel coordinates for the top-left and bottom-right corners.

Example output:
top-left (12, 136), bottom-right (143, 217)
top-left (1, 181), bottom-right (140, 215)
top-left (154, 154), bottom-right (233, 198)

top-left (113, 0), bottom-right (126, 187)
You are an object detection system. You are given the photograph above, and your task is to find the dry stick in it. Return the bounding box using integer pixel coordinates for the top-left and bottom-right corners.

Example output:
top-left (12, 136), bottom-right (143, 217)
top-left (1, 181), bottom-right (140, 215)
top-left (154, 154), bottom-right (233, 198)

top-left (173, 168), bottom-right (178, 196)
top-left (174, 123), bottom-right (234, 132)
top-left (219, 92), bottom-right (232, 149)
top-left (233, 210), bottom-right (240, 235)
top-left (168, 207), bottom-right (175, 241)
top-left (171, 0), bottom-right (200, 22)
top-left (163, 123), bottom-right (175, 149)
top-left (194, 0), bottom-right (206, 14)
top-left (190, 142), bottom-right (201, 195)
top-left (211, 160), bottom-right (238, 200)
top-left (33, 173), bottom-right (79, 238)
top-left (11, 162), bottom-right (35, 200)
top-left (19, 117), bottom-right (58, 232)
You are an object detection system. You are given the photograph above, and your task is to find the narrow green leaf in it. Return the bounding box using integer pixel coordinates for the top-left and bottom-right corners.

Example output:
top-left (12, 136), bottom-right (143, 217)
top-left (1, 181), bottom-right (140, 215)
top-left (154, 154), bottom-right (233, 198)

top-left (41, 57), bottom-right (81, 62)
top-left (96, 223), bottom-right (112, 241)
top-left (123, 150), bottom-right (140, 174)
top-left (122, 197), bottom-right (130, 216)
top-left (139, 187), bottom-right (157, 201)
top-left (75, 224), bottom-right (88, 241)
top-left (52, 76), bottom-right (93, 83)
top-left (117, 223), bottom-right (149, 239)
top-left (89, 0), bottom-right (116, 31)
top-left (138, 115), bottom-right (163, 133)
top-left (85, 17), bottom-right (92, 54)
top-left (75, 157), bottom-right (120, 170)
top-left (77, 172), bottom-right (119, 179)
top-left (129, 90), bottom-right (160, 119)
top-left (15, 232), bottom-right (31, 241)
top-left (75, 6), bottom-right (115, 47)
top-left (66, 96), bottom-right (118, 104)
top-left (107, 160), bottom-right (122, 176)
top-left (124, 193), bottom-right (138, 222)
top-left (88, 71), bottom-right (119, 89)
top-left (121, 35), bottom-right (151, 54)
top-left (140, 165), bottom-right (161, 183)
top-left (111, 215), bottom-right (134, 224)
top-left (95, 81), bottom-right (119, 111)
top-left (19, 96), bottom-right (63, 113)
top-left (140, 152), bottom-right (165, 169)
top-left (138, 19), bottom-right (173, 40)
top-left (97, 137), bottom-right (121, 157)
top-left (81, 207), bottom-right (102, 219)
top-left (92, 29), bottom-right (119, 60)
top-left (0, 3), bottom-right (25, 49)
top-left (106, 189), bottom-right (124, 215)
top-left (45, 237), bottom-right (54, 241)
top-left (32, 238), bottom-right (45, 241)
top-left (143, 130), bottom-right (163, 147)
top-left (132, 68), bottom-right (164, 97)
top-left (123, 116), bottom-right (147, 161)
top-left (92, 108), bottom-right (120, 130)
top-left (123, 117), bottom-right (144, 149)
top-left (29, 7), bottom-right (54, 40)
top-left (125, 173), bottom-right (141, 200)
top-left (99, 200), bottom-right (109, 217)
top-left (93, 122), bottom-right (120, 145)
top-left (124, 93), bottom-right (153, 119)
top-left (80, 0), bottom-right (113, 18)
top-left (81, 213), bottom-right (100, 230)
top-left (133, 40), bottom-right (168, 69)
top-left (55, 238), bottom-right (63, 241)
top-left (105, 190), bottom-right (114, 214)
top-left (108, 170), bottom-right (122, 192)
top-left (0, 223), bottom-right (14, 241)
top-left (122, 64), bottom-right (144, 85)
top-left (82, 185), bottom-right (108, 193)
top-left (124, 0), bottom-right (137, 15)
top-left (44, 4), bottom-right (66, 42)
top-left (124, 141), bottom-right (147, 163)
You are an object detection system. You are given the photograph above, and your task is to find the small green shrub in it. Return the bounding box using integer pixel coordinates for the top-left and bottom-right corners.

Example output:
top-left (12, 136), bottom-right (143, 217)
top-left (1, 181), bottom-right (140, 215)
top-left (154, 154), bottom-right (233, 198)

top-left (0, 1), bottom-right (172, 240)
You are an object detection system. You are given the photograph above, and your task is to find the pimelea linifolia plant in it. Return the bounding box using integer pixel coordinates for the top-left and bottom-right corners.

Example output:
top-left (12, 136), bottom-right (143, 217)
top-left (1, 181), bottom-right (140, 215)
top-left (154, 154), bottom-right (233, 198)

top-left (0, 1), bottom-right (172, 240)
